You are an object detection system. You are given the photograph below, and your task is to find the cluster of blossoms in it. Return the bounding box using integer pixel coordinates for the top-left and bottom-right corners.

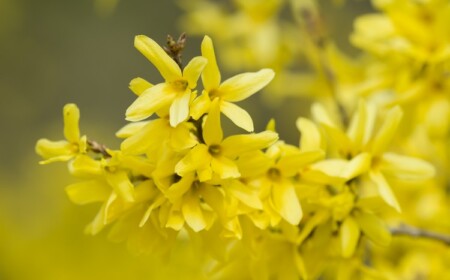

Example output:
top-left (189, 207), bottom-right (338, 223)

top-left (35, 0), bottom-right (450, 279)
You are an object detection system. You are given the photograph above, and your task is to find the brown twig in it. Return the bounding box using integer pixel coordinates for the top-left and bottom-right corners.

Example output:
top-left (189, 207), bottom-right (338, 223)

top-left (390, 224), bottom-right (450, 246)
top-left (164, 33), bottom-right (187, 69)
top-left (87, 139), bottom-right (111, 158)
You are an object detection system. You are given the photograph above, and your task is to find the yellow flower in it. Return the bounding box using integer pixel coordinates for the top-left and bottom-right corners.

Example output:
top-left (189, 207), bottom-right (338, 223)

top-left (35, 103), bottom-right (87, 164)
top-left (176, 98), bottom-right (278, 181)
top-left (190, 36), bottom-right (275, 132)
top-left (126, 35), bottom-right (207, 127)
top-left (310, 101), bottom-right (435, 212)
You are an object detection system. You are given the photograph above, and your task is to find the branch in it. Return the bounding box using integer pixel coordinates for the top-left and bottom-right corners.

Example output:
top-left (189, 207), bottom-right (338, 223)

top-left (164, 33), bottom-right (186, 69)
top-left (87, 139), bottom-right (111, 158)
top-left (390, 224), bottom-right (450, 246)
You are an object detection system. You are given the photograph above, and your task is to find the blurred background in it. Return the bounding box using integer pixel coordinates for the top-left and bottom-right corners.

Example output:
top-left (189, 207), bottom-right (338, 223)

top-left (0, 0), bottom-right (371, 279)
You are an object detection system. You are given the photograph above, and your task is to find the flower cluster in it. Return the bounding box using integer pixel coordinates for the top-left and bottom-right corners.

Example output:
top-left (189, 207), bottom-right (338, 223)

top-left (36, 23), bottom-right (442, 278)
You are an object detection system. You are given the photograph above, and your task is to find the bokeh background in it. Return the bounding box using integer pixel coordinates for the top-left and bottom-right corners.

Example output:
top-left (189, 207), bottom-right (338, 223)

top-left (0, 0), bottom-right (372, 279)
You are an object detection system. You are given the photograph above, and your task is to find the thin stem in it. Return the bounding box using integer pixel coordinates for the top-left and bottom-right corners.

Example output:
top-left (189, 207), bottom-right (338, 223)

top-left (291, 1), bottom-right (349, 127)
top-left (87, 139), bottom-right (111, 158)
top-left (390, 224), bottom-right (450, 246)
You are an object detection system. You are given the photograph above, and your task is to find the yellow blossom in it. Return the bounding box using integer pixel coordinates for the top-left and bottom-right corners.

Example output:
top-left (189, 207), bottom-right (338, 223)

top-left (35, 103), bottom-right (87, 164)
top-left (126, 35), bottom-right (207, 127)
top-left (190, 35), bottom-right (275, 132)
top-left (176, 98), bottom-right (278, 181)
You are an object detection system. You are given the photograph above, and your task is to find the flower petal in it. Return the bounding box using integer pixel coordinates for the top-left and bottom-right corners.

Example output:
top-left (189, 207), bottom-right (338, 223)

top-left (271, 180), bottom-right (302, 225)
top-left (183, 56), bottom-right (208, 89)
top-left (175, 144), bottom-right (211, 176)
top-left (182, 191), bottom-right (207, 232)
top-left (104, 171), bottom-right (135, 203)
top-left (370, 106), bottom-right (402, 155)
top-left (134, 35), bottom-right (181, 82)
top-left (35, 139), bottom-right (74, 164)
top-left (379, 153), bottom-right (435, 181)
top-left (203, 98), bottom-right (223, 145)
top-left (121, 119), bottom-right (168, 155)
top-left (170, 90), bottom-right (191, 127)
top-left (166, 172), bottom-right (195, 202)
top-left (63, 103), bottom-right (80, 143)
top-left (219, 68), bottom-right (275, 102)
top-left (66, 180), bottom-right (111, 205)
top-left (296, 117), bottom-right (325, 151)
top-left (129, 77), bottom-right (153, 96)
top-left (226, 180), bottom-right (262, 209)
top-left (340, 216), bottom-right (360, 258)
top-left (115, 121), bottom-right (150, 138)
top-left (68, 155), bottom-right (103, 177)
top-left (353, 210), bottom-right (391, 247)
top-left (369, 170), bottom-right (401, 212)
top-left (190, 90), bottom-right (211, 120)
top-left (341, 152), bottom-right (372, 180)
top-left (211, 156), bottom-right (240, 179)
top-left (201, 35), bottom-right (221, 91)
top-left (347, 100), bottom-right (368, 151)
top-left (220, 101), bottom-right (254, 132)
top-left (126, 83), bottom-right (175, 122)
top-left (221, 131), bottom-right (278, 159)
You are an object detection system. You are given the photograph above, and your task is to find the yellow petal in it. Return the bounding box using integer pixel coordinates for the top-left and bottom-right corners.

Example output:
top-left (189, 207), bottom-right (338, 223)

top-left (126, 83), bottom-right (175, 122)
top-left (63, 103), bottom-right (81, 143)
top-left (134, 35), bottom-right (181, 82)
top-left (226, 180), bottom-right (262, 209)
top-left (221, 131), bottom-right (278, 159)
top-left (121, 119), bottom-right (169, 155)
top-left (170, 122), bottom-right (198, 151)
top-left (201, 35), bottom-right (221, 91)
top-left (115, 121), bottom-right (150, 138)
top-left (370, 106), bottom-right (402, 155)
top-left (65, 180), bottom-right (110, 205)
top-left (297, 210), bottom-right (329, 245)
top-left (379, 153), bottom-right (435, 181)
top-left (129, 77), bottom-right (152, 96)
top-left (190, 90), bottom-right (211, 120)
top-left (276, 150), bottom-right (325, 177)
top-left (35, 139), bottom-right (74, 164)
top-left (166, 173), bottom-right (195, 202)
top-left (183, 56), bottom-right (208, 89)
top-left (219, 68), bottom-right (275, 102)
top-left (236, 150), bottom-right (272, 178)
top-left (220, 101), bottom-right (254, 132)
top-left (175, 144), bottom-right (211, 176)
top-left (341, 152), bottom-right (372, 180)
top-left (347, 100), bottom-right (368, 151)
top-left (68, 155), bottom-right (103, 177)
top-left (369, 170), bottom-right (401, 212)
top-left (169, 90), bottom-right (191, 127)
top-left (340, 216), bottom-right (360, 258)
top-left (104, 170), bottom-right (135, 202)
top-left (353, 210), bottom-right (391, 247)
top-left (296, 117), bottom-right (324, 151)
top-left (211, 156), bottom-right (240, 179)
top-left (271, 180), bottom-right (303, 225)
top-left (203, 98), bottom-right (223, 145)
top-left (182, 191), bottom-right (207, 232)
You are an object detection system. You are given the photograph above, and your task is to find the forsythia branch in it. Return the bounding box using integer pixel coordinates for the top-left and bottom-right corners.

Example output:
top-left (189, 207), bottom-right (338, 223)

top-left (87, 139), bottom-right (111, 158)
top-left (390, 224), bottom-right (450, 246)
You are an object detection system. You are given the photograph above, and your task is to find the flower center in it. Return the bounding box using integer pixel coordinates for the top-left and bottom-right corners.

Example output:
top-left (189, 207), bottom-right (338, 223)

top-left (171, 79), bottom-right (188, 91)
top-left (267, 167), bottom-right (281, 181)
top-left (208, 144), bottom-right (221, 156)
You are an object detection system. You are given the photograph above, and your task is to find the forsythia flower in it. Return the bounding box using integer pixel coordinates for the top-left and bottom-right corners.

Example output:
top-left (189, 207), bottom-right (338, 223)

top-left (126, 35), bottom-right (207, 127)
top-left (191, 36), bottom-right (275, 132)
top-left (35, 104), bottom-right (87, 164)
